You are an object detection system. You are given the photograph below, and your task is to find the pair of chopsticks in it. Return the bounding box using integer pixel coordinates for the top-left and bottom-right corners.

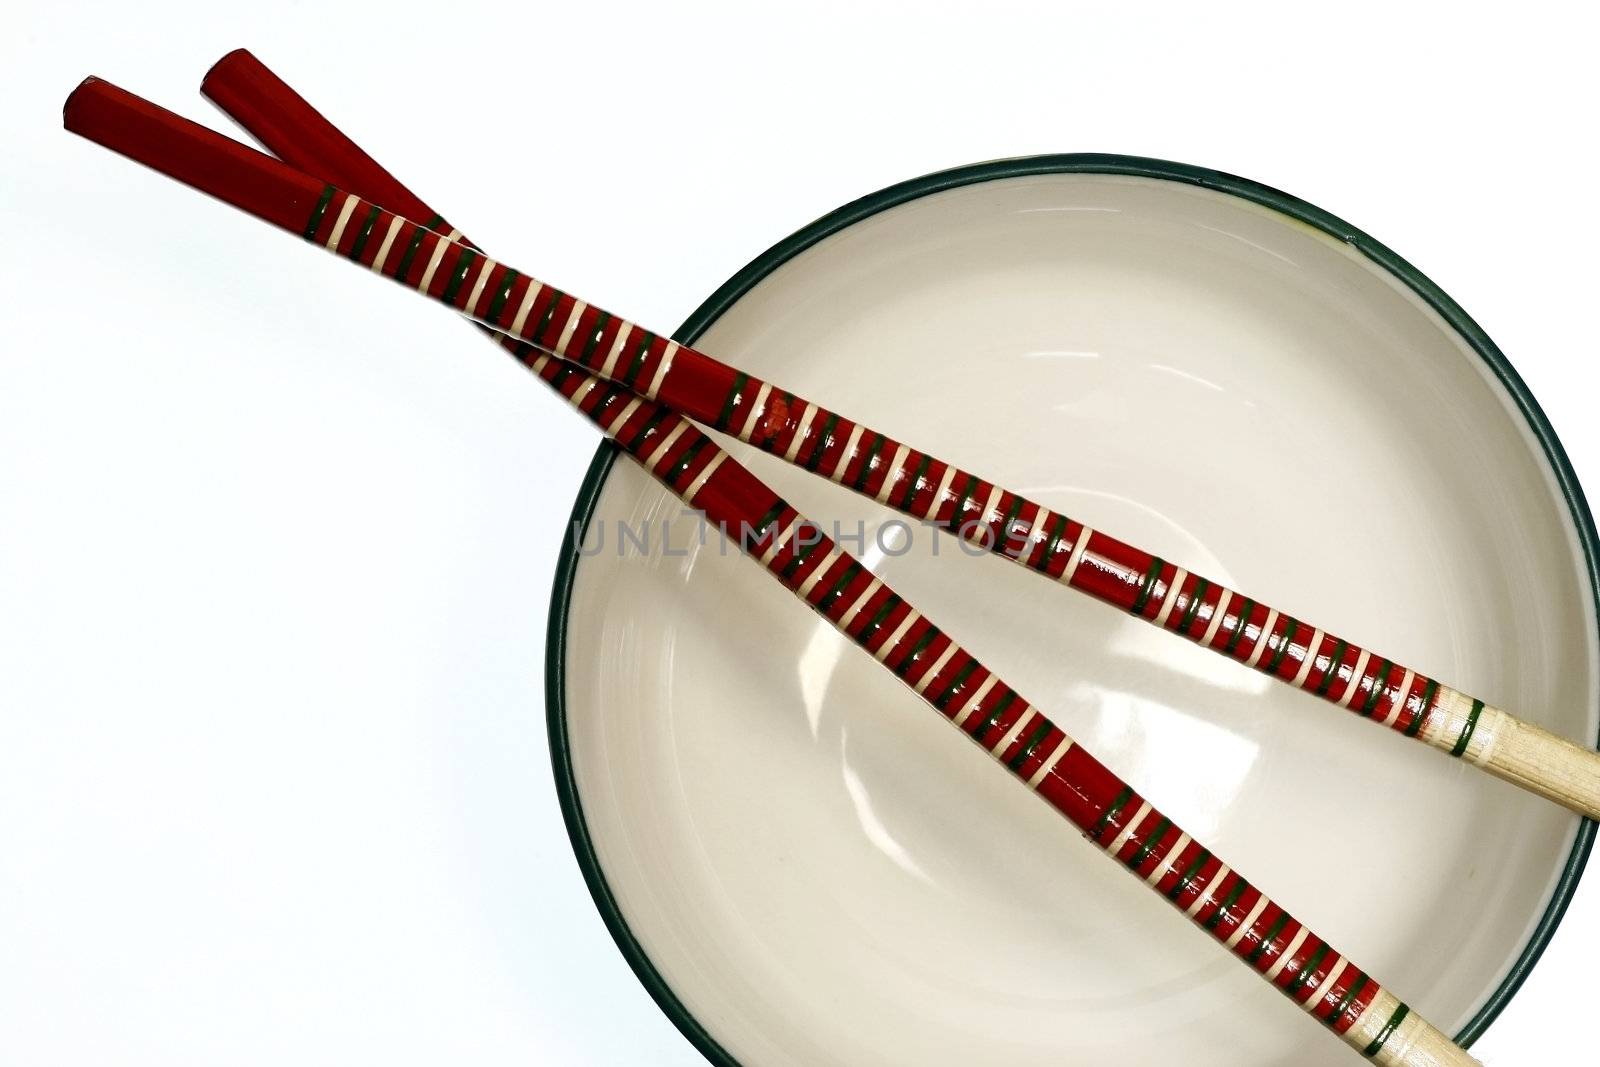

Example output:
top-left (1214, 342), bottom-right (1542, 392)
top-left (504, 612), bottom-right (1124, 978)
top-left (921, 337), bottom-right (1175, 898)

top-left (63, 52), bottom-right (1498, 1066)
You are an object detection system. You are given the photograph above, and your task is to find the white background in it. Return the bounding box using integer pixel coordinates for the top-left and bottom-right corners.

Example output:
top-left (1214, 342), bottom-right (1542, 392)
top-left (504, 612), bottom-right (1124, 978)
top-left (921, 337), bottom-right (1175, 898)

top-left (2, 3), bottom-right (1596, 1063)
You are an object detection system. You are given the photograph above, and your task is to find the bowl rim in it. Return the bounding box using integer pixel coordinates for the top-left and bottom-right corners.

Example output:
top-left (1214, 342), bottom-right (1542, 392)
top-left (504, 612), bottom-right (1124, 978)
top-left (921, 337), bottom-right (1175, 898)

top-left (544, 153), bottom-right (1600, 1064)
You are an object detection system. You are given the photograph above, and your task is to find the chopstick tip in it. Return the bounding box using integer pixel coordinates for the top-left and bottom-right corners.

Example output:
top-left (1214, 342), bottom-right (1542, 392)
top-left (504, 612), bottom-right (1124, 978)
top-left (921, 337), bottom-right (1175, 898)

top-left (63, 75), bottom-right (107, 130)
top-left (202, 48), bottom-right (260, 93)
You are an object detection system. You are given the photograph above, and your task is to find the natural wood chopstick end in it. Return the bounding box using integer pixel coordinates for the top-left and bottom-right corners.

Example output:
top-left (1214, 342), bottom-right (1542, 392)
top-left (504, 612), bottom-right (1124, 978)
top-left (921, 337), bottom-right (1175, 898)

top-left (1482, 710), bottom-right (1600, 822)
top-left (1344, 991), bottom-right (1481, 1067)
top-left (1390, 1019), bottom-right (1483, 1067)
top-left (1419, 687), bottom-right (1600, 820)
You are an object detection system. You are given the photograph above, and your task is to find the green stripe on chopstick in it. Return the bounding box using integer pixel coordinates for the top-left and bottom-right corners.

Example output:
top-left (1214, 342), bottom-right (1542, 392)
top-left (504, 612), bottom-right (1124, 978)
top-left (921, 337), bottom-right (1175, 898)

top-left (945, 474), bottom-right (979, 530)
top-left (1204, 878), bottom-right (1249, 931)
top-left (817, 561), bottom-right (864, 612)
top-left (1360, 659), bottom-right (1392, 717)
top-left (1315, 638), bottom-right (1348, 696)
top-left (1092, 786), bottom-right (1134, 839)
top-left (625, 408), bottom-right (672, 450)
top-left (485, 269), bottom-right (520, 324)
top-left (779, 533), bottom-right (826, 581)
top-left (1178, 578), bottom-right (1209, 633)
top-left (1363, 1003), bottom-right (1410, 1058)
top-left (971, 690), bottom-right (1016, 741)
top-left (393, 223), bottom-right (430, 284)
top-left (301, 184), bottom-right (335, 238)
top-left (549, 361), bottom-right (580, 392)
top-left (346, 203), bottom-right (381, 261)
top-left (1127, 818), bottom-right (1171, 868)
top-left (893, 626), bottom-right (940, 678)
top-left (620, 330), bottom-right (655, 388)
top-left (1224, 597), bottom-right (1255, 655)
top-left (1035, 513), bottom-right (1069, 572)
top-left (805, 414), bottom-right (840, 472)
top-left (852, 434), bottom-right (886, 492)
top-left (531, 288), bottom-right (565, 346)
top-left (1452, 699), bottom-right (1486, 758)
top-left (666, 439), bottom-right (709, 484)
top-left (715, 372), bottom-right (748, 431)
top-left (999, 494), bottom-right (1026, 552)
top-left (931, 659), bottom-right (980, 711)
top-left (897, 455), bottom-right (933, 512)
top-left (578, 311), bottom-right (612, 364)
top-left (1130, 556), bottom-right (1164, 615)
top-left (1007, 719), bottom-right (1054, 770)
top-left (1326, 973), bottom-right (1370, 1028)
top-left (1166, 849), bottom-right (1211, 902)
top-left (1247, 912), bottom-right (1291, 965)
top-left (856, 594), bottom-right (902, 644)
top-left (1266, 618), bottom-right (1298, 675)
top-left (1405, 679), bottom-right (1439, 737)
top-left (440, 247), bottom-right (476, 305)
top-left (1285, 943), bottom-right (1331, 997)
top-left (749, 501), bottom-right (786, 539)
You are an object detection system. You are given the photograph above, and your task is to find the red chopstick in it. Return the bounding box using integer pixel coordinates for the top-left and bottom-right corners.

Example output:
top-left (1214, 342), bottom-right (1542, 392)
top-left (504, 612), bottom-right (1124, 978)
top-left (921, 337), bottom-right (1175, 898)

top-left (62, 68), bottom-right (1480, 1067)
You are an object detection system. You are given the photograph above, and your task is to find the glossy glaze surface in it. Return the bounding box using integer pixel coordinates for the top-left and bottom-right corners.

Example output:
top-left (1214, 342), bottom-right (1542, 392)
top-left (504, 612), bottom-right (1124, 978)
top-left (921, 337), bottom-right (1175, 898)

top-left (559, 173), bottom-right (1596, 1065)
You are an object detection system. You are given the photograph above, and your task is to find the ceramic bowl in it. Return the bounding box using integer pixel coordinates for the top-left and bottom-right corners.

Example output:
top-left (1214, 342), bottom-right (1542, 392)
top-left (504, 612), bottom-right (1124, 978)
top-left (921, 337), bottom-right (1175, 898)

top-left (549, 157), bottom-right (1598, 1066)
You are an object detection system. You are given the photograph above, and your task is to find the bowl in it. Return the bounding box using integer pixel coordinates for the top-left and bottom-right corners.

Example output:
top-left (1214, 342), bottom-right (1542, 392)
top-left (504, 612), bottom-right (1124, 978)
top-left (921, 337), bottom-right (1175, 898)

top-left (549, 157), bottom-right (1598, 1066)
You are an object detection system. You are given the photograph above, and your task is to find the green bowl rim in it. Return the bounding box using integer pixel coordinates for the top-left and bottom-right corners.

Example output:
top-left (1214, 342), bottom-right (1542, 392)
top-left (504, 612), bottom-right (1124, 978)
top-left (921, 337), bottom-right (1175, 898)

top-left (544, 153), bottom-right (1599, 1064)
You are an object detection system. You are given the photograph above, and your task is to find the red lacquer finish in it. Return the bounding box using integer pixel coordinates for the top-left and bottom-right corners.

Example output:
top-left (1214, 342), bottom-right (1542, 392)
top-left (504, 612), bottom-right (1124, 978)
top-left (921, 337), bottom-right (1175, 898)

top-left (65, 77), bottom-right (325, 235)
top-left (60, 61), bottom-right (1417, 1051)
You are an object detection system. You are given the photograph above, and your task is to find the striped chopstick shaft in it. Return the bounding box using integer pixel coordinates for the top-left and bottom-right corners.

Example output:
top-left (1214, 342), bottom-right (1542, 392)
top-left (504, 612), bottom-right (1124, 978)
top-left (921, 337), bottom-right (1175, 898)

top-left (64, 67), bottom-right (1475, 1066)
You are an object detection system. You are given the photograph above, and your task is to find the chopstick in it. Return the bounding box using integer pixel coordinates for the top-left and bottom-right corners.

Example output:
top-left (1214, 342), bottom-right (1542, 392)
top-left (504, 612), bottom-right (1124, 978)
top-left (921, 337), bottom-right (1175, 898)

top-left (82, 64), bottom-right (1600, 828)
top-left (63, 70), bottom-right (1481, 1067)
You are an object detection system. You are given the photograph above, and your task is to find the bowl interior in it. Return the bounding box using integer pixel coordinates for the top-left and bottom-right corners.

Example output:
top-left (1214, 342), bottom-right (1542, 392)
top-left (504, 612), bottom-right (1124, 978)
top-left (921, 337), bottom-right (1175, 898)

top-left (556, 171), bottom-right (1595, 1066)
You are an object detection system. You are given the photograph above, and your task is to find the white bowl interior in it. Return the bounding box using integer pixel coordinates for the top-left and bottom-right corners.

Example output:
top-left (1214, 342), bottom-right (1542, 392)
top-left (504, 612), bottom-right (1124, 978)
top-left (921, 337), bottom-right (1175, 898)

top-left (558, 172), bottom-right (1595, 1066)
